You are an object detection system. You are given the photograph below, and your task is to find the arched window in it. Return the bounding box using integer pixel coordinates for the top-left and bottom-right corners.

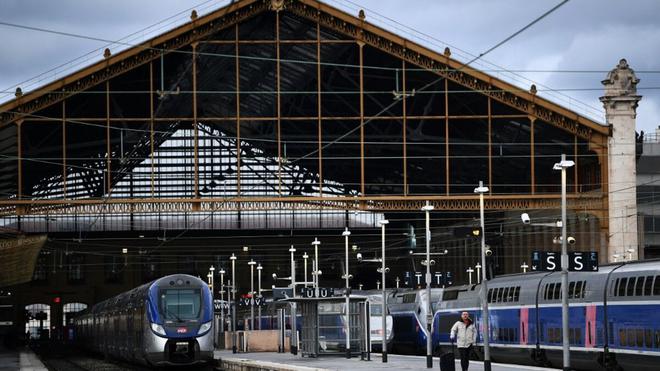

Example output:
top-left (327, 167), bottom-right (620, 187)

top-left (63, 302), bottom-right (87, 326)
top-left (25, 303), bottom-right (50, 340)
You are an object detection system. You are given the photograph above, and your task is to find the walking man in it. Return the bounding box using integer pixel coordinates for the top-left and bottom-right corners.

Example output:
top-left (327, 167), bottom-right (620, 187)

top-left (450, 311), bottom-right (477, 371)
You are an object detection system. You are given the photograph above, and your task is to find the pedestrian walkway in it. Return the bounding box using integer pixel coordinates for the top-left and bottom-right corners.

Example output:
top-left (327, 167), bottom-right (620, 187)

top-left (0, 347), bottom-right (47, 371)
top-left (214, 350), bottom-right (559, 371)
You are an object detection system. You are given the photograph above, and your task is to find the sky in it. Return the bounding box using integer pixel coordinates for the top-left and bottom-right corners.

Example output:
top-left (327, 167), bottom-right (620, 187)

top-left (1, 0), bottom-right (659, 135)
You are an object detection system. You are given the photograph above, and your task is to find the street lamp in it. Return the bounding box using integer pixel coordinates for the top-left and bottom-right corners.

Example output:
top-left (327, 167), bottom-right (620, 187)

top-left (466, 267), bottom-right (474, 285)
top-left (288, 245), bottom-right (299, 355)
top-left (422, 201), bottom-right (434, 369)
top-left (229, 253), bottom-right (237, 353)
top-left (378, 218), bottom-right (389, 363)
top-left (219, 268), bottom-right (225, 335)
top-left (474, 181), bottom-right (491, 371)
top-left (553, 154), bottom-right (575, 371)
top-left (303, 252), bottom-right (309, 287)
top-left (342, 227), bottom-right (352, 358)
top-left (248, 260), bottom-right (257, 331)
top-left (257, 263), bottom-right (263, 330)
top-left (312, 238), bottom-right (321, 296)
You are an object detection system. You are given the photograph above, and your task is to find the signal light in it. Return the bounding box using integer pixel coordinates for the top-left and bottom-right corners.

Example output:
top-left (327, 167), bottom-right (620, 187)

top-left (53, 297), bottom-right (61, 304)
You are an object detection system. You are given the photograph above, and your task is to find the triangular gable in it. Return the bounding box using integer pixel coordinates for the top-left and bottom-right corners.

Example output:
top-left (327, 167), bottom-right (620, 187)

top-left (0, 0), bottom-right (608, 143)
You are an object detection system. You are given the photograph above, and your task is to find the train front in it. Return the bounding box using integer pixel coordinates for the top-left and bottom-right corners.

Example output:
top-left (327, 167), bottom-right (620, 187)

top-left (145, 274), bottom-right (214, 366)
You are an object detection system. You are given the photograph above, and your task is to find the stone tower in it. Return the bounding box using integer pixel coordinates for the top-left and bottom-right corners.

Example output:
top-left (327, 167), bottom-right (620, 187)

top-left (600, 59), bottom-right (642, 262)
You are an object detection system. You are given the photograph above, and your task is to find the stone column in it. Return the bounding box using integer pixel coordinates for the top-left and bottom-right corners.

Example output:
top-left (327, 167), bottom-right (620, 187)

top-left (600, 59), bottom-right (642, 262)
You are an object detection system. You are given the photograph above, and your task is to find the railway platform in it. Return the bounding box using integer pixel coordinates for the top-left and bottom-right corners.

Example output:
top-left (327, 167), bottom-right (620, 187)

top-left (214, 350), bottom-right (558, 371)
top-left (0, 346), bottom-right (47, 371)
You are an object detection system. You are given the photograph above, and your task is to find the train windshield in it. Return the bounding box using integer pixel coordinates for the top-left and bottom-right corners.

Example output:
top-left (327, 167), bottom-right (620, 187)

top-left (159, 289), bottom-right (201, 321)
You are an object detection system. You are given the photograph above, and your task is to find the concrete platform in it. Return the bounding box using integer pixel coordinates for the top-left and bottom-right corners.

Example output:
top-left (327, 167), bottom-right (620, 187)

top-left (214, 350), bottom-right (559, 371)
top-left (0, 347), bottom-right (47, 371)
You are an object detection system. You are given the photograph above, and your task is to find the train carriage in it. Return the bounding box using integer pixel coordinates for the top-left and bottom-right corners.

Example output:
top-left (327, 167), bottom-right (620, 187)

top-left (431, 260), bottom-right (660, 371)
top-left (75, 274), bottom-right (214, 367)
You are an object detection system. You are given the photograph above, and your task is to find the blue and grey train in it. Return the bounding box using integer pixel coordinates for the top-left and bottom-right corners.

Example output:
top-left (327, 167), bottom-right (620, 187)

top-left (388, 288), bottom-right (442, 354)
top-left (74, 274), bottom-right (214, 367)
top-left (431, 260), bottom-right (660, 371)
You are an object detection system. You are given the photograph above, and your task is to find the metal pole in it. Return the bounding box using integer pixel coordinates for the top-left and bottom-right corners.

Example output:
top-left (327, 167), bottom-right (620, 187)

top-left (248, 260), bottom-right (256, 331)
top-left (303, 252), bottom-right (309, 287)
top-left (379, 219), bottom-right (389, 363)
top-left (467, 267), bottom-right (473, 285)
top-left (422, 201), bottom-right (434, 368)
top-left (343, 227), bottom-right (352, 358)
top-left (230, 253), bottom-right (237, 353)
top-left (289, 245), bottom-right (298, 355)
top-left (312, 238), bottom-right (320, 297)
top-left (560, 153), bottom-right (570, 370)
top-left (257, 263), bottom-right (262, 330)
top-left (220, 269), bottom-right (225, 335)
top-left (475, 263), bottom-right (482, 284)
top-left (475, 181), bottom-right (491, 371)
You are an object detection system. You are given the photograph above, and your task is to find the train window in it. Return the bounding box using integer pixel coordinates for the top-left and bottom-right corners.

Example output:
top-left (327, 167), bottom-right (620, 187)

top-left (495, 288), bottom-right (502, 303)
top-left (403, 293), bottom-right (416, 303)
top-left (619, 328), bottom-right (626, 346)
top-left (655, 330), bottom-right (660, 348)
top-left (568, 282), bottom-right (576, 299)
top-left (612, 278), bottom-right (619, 296)
top-left (637, 329), bottom-right (644, 347)
top-left (619, 278), bottom-right (628, 296)
top-left (553, 283), bottom-right (561, 300)
top-left (636, 277), bottom-right (644, 296)
top-left (502, 287), bottom-right (510, 302)
top-left (627, 277), bottom-right (636, 296)
top-left (575, 281), bottom-right (585, 299)
top-left (513, 286), bottom-right (520, 302)
top-left (645, 329), bottom-right (652, 348)
top-left (627, 329), bottom-right (635, 346)
top-left (576, 328), bottom-right (582, 344)
top-left (546, 283), bottom-right (553, 300)
top-left (443, 290), bottom-right (459, 301)
top-left (543, 284), bottom-right (549, 300)
top-left (644, 276), bottom-right (654, 296)
top-left (488, 289), bottom-right (494, 303)
top-left (654, 276), bottom-right (660, 296)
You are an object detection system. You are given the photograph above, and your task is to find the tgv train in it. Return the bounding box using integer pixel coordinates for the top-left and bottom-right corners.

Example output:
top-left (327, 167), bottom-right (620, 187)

top-left (431, 260), bottom-right (660, 371)
top-left (388, 288), bottom-right (442, 354)
top-left (74, 274), bottom-right (214, 367)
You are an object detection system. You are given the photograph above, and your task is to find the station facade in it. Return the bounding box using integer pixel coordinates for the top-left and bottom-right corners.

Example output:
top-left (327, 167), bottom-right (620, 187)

top-left (0, 0), bottom-right (641, 341)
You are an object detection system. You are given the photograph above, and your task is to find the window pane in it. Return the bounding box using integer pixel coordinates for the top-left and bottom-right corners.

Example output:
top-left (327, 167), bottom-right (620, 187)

top-left (636, 277), bottom-right (644, 296)
top-left (627, 278), bottom-right (636, 296)
top-left (569, 281), bottom-right (576, 299)
top-left (619, 278), bottom-right (628, 296)
top-left (613, 278), bottom-right (619, 296)
top-left (644, 276), bottom-right (654, 296)
top-left (654, 276), bottom-right (660, 296)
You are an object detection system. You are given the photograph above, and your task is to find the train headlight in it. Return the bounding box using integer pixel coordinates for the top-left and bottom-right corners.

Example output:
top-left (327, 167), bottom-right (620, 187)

top-left (197, 321), bottom-right (212, 335)
top-left (150, 323), bottom-right (166, 336)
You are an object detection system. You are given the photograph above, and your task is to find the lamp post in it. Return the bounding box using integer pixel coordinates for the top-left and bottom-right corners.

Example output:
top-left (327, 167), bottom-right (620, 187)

top-left (219, 268), bottom-right (225, 334)
top-left (553, 154), bottom-right (575, 371)
top-left (422, 201), bottom-right (434, 368)
top-left (257, 263), bottom-right (262, 330)
top-left (229, 253), bottom-right (237, 353)
top-left (342, 228), bottom-right (352, 358)
top-left (303, 252), bottom-right (309, 287)
top-left (378, 219), bottom-right (389, 363)
top-left (521, 262), bottom-right (529, 273)
top-left (474, 181), bottom-right (491, 371)
top-left (248, 260), bottom-right (256, 330)
top-left (289, 245), bottom-right (298, 355)
top-left (466, 267), bottom-right (474, 285)
top-left (208, 265), bottom-right (216, 347)
top-left (312, 238), bottom-right (321, 297)
top-left (475, 263), bottom-right (482, 284)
